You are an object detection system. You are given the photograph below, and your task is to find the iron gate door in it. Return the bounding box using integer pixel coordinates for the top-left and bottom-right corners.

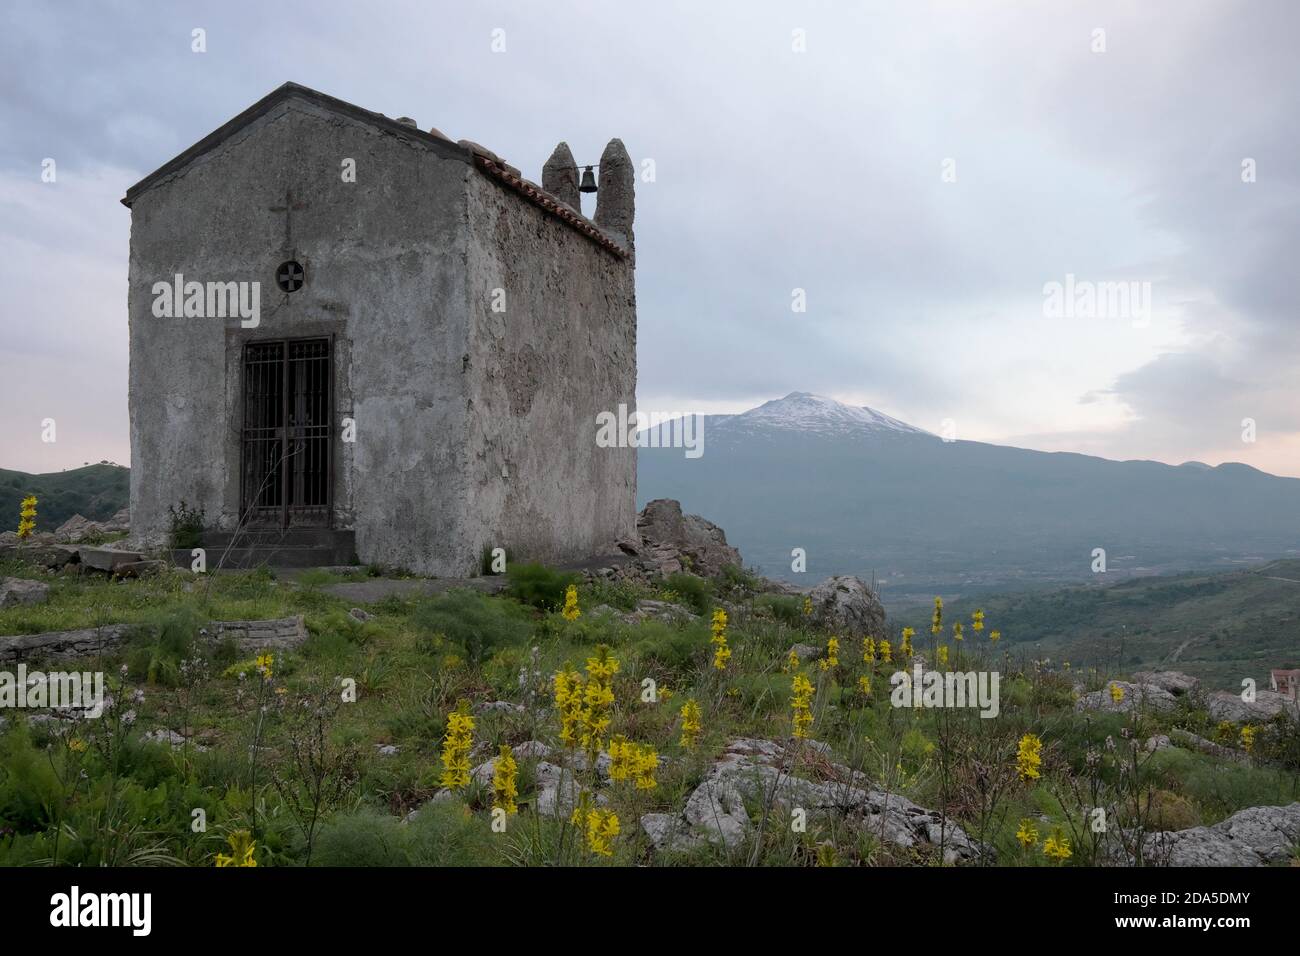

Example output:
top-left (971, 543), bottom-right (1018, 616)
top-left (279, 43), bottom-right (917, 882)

top-left (240, 337), bottom-right (333, 528)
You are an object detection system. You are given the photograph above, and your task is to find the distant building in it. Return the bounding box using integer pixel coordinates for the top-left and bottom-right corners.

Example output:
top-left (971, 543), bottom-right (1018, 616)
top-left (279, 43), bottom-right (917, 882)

top-left (1270, 669), bottom-right (1300, 701)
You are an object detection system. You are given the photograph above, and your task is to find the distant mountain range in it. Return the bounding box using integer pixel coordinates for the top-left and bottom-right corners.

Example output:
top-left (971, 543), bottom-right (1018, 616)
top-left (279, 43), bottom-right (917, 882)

top-left (637, 392), bottom-right (1300, 603)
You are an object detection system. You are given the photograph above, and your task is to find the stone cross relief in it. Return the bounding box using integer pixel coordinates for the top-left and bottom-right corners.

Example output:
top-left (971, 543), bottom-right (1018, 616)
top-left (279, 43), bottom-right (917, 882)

top-left (267, 186), bottom-right (307, 253)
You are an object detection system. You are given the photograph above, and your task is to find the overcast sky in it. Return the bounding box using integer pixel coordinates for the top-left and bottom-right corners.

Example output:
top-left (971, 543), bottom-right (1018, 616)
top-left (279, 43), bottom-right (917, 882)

top-left (2, 0), bottom-right (1297, 478)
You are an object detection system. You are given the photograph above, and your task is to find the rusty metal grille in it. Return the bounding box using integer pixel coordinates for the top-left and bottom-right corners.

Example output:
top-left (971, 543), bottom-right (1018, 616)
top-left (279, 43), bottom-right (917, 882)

top-left (240, 337), bottom-right (332, 528)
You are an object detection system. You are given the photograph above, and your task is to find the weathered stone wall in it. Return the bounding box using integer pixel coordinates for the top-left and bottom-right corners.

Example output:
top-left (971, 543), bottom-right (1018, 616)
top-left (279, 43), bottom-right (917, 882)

top-left (127, 98), bottom-right (476, 573)
top-left (460, 167), bottom-right (637, 568)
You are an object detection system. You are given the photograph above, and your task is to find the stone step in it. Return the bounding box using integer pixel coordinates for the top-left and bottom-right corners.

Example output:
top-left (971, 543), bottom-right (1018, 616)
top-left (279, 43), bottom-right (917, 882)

top-left (170, 529), bottom-right (357, 569)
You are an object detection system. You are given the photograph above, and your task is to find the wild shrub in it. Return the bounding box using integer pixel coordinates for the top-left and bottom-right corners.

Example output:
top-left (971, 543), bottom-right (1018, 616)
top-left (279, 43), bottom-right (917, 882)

top-left (505, 563), bottom-right (579, 611)
top-left (663, 572), bottom-right (713, 615)
top-left (412, 590), bottom-right (533, 664)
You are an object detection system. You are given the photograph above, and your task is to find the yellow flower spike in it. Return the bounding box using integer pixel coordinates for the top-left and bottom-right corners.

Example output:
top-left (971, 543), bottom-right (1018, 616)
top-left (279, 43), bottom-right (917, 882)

top-left (1016, 732), bottom-right (1043, 782)
top-left (1042, 828), bottom-right (1072, 863)
top-left (1109, 683), bottom-right (1124, 704)
top-left (562, 584), bottom-right (581, 622)
top-left (492, 744), bottom-right (519, 814)
top-left (1015, 818), bottom-right (1039, 849)
top-left (214, 829), bottom-right (257, 868)
top-left (679, 699), bottom-right (703, 749)
top-left (879, 639), bottom-right (892, 664)
top-left (791, 673), bottom-right (815, 739)
top-left (971, 609), bottom-right (985, 632)
top-left (439, 699), bottom-right (475, 790)
top-left (710, 607), bottom-right (731, 671)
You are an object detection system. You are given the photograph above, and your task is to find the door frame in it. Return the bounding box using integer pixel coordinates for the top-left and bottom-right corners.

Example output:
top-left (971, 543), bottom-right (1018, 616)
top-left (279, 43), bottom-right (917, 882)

top-left (238, 335), bottom-right (334, 530)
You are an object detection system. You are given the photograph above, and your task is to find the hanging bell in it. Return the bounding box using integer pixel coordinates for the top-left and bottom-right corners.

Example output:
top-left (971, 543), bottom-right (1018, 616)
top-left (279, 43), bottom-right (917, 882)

top-left (579, 165), bottom-right (598, 193)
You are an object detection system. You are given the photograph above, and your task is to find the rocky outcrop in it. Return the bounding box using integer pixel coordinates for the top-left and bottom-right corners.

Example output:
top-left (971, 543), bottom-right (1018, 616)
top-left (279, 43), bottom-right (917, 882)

top-left (640, 737), bottom-right (989, 864)
top-left (1075, 680), bottom-right (1179, 714)
top-left (1147, 803), bottom-right (1300, 866)
top-left (803, 576), bottom-right (886, 639)
top-left (627, 499), bottom-right (743, 579)
top-left (1132, 670), bottom-right (1200, 697)
top-left (1207, 689), bottom-right (1299, 724)
top-left (0, 577), bottom-right (49, 609)
top-left (0, 615), bottom-right (308, 663)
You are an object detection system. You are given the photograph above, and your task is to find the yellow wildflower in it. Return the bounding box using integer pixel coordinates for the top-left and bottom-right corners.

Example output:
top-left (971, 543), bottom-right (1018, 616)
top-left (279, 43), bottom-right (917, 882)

top-left (900, 627), bottom-right (914, 659)
top-left (783, 648), bottom-right (800, 673)
top-left (1015, 818), bottom-right (1039, 849)
top-left (17, 495), bottom-right (37, 540)
top-left (214, 829), bottom-right (257, 867)
top-left (937, 645), bottom-right (949, 667)
top-left (791, 673), bottom-right (815, 739)
top-left (572, 797), bottom-right (620, 857)
top-left (492, 744), bottom-right (519, 814)
top-left (971, 609), bottom-right (985, 632)
top-left (633, 744), bottom-right (658, 790)
top-left (802, 596), bottom-right (812, 617)
top-left (67, 738), bottom-right (87, 753)
top-left (930, 596), bottom-right (943, 635)
top-left (679, 698), bottom-right (703, 750)
top-left (990, 629), bottom-right (1001, 643)
top-left (952, 622), bottom-right (963, 642)
top-left (879, 639), bottom-right (892, 664)
top-left (825, 637), bottom-right (839, 669)
top-left (1042, 828), bottom-right (1072, 863)
top-left (255, 652), bottom-right (274, 678)
top-left (1109, 683), bottom-right (1124, 704)
top-left (710, 607), bottom-right (730, 671)
top-left (439, 699), bottom-right (475, 790)
top-left (1016, 732), bottom-right (1043, 782)
top-left (862, 637), bottom-right (876, 664)
top-left (857, 674), bottom-right (871, 697)
top-left (562, 584), bottom-right (581, 622)
top-left (1240, 724), bottom-right (1257, 754)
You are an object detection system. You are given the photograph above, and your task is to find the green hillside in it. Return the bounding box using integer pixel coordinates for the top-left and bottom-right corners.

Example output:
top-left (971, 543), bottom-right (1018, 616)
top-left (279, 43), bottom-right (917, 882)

top-left (920, 559), bottom-right (1300, 691)
top-left (0, 463), bottom-right (129, 531)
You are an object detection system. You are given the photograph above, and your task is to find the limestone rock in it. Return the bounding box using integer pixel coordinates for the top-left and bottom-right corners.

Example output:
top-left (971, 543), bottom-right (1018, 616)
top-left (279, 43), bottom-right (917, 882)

top-left (787, 643), bottom-right (821, 662)
top-left (635, 498), bottom-right (742, 579)
top-left (54, 514), bottom-right (103, 543)
top-left (542, 141), bottom-right (580, 209)
top-left (1148, 803), bottom-right (1300, 866)
top-left (804, 576), bottom-right (886, 639)
top-left (652, 737), bottom-right (990, 863)
top-left (102, 508), bottom-right (130, 533)
top-left (1074, 680), bottom-right (1178, 714)
top-left (78, 546), bottom-right (145, 574)
top-left (1207, 689), bottom-right (1298, 724)
top-left (1132, 670), bottom-right (1200, 696)
top-left (0, 577), bottom-right (50, 609)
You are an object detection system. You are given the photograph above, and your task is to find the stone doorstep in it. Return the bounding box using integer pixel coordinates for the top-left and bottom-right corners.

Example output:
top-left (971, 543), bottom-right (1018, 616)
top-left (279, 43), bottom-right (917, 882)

top-left (0, 615), bottom-right (308, 664)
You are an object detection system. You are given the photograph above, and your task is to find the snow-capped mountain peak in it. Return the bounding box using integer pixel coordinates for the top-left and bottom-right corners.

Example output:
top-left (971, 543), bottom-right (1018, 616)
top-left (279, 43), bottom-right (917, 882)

top-left (718, 392), bottom-right (931, 437)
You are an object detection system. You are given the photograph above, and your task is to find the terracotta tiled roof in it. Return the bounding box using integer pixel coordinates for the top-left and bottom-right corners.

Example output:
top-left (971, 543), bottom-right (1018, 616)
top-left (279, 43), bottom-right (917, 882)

top-left (472, 154), bottom-right (630, 260)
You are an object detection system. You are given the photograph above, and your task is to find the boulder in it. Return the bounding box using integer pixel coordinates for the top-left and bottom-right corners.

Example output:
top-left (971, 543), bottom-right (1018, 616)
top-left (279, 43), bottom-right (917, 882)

top-left (803, 576), bottom-right (886, 639)
top-left (634, 499), bottom-right (743, 579)
top-left (1132, 670), bottom-right (1200, 696)
top-left (78, 546), bottom-right (145, 574)
top-left (0, 577), bottom-right (50, 609)
top-left (643, 737), bottom-right (990, 864)
top-left (54, 514), bottom-right (104, 543)
top-left (1147, 803), bottom-right (1300, 866)
top-left (1074, 680), bottom-right (1178, 714)
top-left (1207, 689), bottom-right (1298, 724)
top-left (101, 508), bottom-right (130, 533)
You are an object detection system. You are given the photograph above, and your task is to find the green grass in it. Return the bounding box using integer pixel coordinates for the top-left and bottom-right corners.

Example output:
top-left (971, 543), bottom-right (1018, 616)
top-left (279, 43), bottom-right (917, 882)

top-left (1, 556), bottom-right (1297, 868)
